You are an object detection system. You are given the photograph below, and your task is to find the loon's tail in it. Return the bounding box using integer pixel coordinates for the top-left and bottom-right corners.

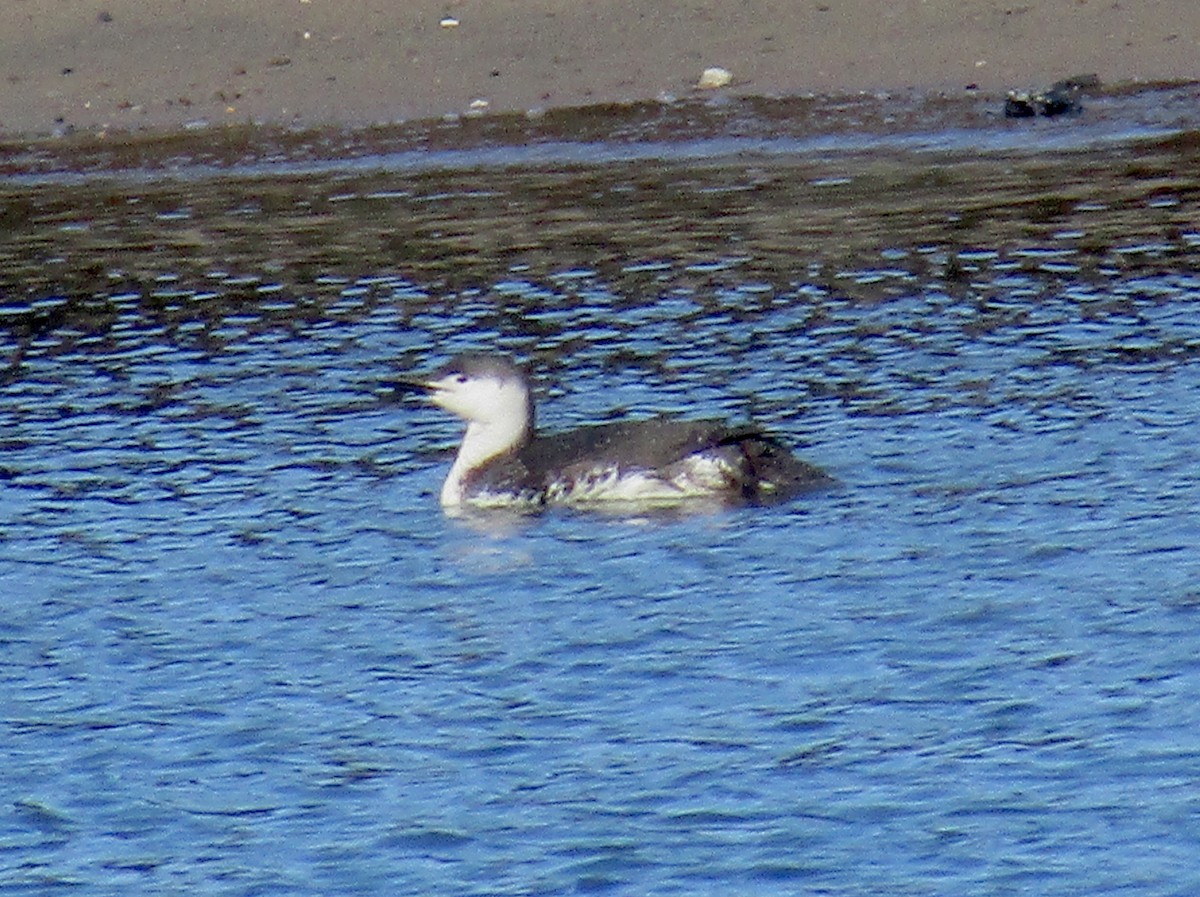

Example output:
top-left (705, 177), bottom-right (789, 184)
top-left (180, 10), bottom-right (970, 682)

top-left (729, 433), bottom-right (834, 502)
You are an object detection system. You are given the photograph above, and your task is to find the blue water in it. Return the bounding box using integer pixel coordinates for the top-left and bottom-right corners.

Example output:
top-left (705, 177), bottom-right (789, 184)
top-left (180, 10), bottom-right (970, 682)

top-left (3, 130), bottom-right (1200, 894)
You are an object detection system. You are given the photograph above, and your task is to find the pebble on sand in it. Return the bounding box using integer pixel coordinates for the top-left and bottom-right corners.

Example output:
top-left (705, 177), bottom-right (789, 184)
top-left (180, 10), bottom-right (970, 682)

top-left (697, 66), bottom-right (732, 89)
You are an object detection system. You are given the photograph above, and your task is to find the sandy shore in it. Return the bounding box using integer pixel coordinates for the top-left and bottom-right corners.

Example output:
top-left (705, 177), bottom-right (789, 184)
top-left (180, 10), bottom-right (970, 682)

top-left (1, 0), bottom-right (1197, 137)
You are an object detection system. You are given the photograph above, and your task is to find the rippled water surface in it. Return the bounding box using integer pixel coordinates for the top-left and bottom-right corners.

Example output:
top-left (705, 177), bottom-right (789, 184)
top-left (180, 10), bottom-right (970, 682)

top-left (3, 117), bottom-right (1200, 895)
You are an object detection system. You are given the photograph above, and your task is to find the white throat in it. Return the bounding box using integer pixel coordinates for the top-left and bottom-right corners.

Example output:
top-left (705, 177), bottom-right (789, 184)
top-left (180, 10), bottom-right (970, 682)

top-left (440, 411), bottom-right (530, 506)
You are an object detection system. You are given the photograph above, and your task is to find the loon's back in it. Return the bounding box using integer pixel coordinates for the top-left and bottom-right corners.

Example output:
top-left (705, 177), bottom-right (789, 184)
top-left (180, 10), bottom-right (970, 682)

top-left (462, 417), bottom-right (831, 507)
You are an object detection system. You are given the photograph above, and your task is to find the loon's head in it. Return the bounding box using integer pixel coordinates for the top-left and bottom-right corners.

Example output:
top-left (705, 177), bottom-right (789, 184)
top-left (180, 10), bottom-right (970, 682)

top-left (415, 353), bottom-right (534, 434)
top-left (399, 353), bottom-right (536, 506)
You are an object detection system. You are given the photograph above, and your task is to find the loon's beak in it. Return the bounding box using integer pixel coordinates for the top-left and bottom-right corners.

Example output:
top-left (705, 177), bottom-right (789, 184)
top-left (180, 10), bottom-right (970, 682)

top-left (382, 376), bottom-right (436, 401)
top-left (388, 376), bottom-right (435, 393)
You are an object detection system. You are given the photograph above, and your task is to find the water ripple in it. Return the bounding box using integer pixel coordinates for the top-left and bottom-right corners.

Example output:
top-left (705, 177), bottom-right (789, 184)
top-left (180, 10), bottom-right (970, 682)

top-left (2, 131), bottom-right (1200, 895)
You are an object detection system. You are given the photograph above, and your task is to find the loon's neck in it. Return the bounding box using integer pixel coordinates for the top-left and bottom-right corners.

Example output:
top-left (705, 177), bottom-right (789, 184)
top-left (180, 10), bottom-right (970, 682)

top-left (441, 415), bottom-right (532, 506)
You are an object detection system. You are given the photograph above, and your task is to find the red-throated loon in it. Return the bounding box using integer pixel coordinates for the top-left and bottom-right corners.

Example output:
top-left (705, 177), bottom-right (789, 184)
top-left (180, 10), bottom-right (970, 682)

top-left (397, 353), bottom-right (831, 509)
